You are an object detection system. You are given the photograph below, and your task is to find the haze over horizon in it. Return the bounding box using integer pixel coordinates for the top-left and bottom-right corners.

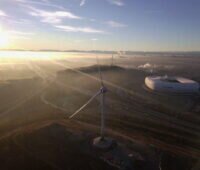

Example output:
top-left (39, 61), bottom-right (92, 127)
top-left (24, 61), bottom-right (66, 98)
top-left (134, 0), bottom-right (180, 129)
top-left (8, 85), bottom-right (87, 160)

top-left (0, 0), bottom-right (200, 51)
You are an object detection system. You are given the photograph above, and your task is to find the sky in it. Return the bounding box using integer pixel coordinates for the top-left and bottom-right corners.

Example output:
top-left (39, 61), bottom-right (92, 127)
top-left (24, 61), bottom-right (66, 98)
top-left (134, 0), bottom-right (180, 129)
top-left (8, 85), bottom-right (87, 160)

top-left (0, 0), bottom-right (200, 51)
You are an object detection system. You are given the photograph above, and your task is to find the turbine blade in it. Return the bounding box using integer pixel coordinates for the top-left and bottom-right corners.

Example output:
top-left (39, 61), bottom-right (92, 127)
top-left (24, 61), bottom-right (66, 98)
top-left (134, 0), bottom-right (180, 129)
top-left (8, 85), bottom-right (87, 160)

top-left (69, 91), bottom-right (101, 119)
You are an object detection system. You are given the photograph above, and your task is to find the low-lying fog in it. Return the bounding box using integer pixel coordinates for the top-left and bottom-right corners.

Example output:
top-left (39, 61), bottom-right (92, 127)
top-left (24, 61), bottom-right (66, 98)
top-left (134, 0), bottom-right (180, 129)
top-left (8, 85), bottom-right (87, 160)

top-left (0, 51), bottom-right (199, 81)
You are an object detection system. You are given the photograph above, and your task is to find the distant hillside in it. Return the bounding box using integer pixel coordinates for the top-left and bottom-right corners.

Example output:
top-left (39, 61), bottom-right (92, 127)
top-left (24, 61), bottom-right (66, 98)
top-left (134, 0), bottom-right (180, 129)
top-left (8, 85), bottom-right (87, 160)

top-left (57, 65), bottom-right (124, 76)
top-left (78, 65), bottom-right (124, 73)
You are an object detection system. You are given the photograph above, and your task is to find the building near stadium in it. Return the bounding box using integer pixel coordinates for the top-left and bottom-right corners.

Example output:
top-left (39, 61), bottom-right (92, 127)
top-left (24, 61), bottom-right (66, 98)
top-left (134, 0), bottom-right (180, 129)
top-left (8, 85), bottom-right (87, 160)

top-left (145, 76), bottom-right (199, 93)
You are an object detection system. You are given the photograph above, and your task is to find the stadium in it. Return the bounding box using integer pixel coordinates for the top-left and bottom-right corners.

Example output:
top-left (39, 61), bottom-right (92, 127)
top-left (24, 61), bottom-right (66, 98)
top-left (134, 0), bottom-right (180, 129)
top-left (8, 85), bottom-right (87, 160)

top-left (145, 76), bottom-right (199, 93)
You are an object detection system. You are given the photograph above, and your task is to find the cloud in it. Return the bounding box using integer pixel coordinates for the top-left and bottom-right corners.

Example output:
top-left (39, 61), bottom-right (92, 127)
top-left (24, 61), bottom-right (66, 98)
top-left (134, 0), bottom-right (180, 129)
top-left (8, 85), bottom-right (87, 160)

top-left (14, 0), bottom-right (26, 2)
top-left (108, 0), bottom-right (124, 6)
top-left (15, 0), bottom-right (64, 10)
top-left (41, 0), bottom-right (50, 2)
top-left (12, 35), bottom-right (31, 40)
top-left (138, 63), bottom-right (174, 70)
top-left (0, 10), bottom-right (7, 17)
top-left (90, 18), bottom-right (96, 22)
top-left (107, 20), bottom-right (127, 28)
top-left (8, 31), bottom-right (35, 36)
top-left (6, 30), bottom-right (35, 40)
top-left (74, 40), bottom-right (82, 43)
top-left (80, 0), bottom-right (86, 6)
top-left (138, 63), bottom-right (153, 69)
top-left (91, 38), bottom-right (98, 41)
top-left (29, 7), bottom-right (81, 24)
top-left (55, 25), bottom-right (105, 34)
top-left (10, 19), bottom-right (32, 25)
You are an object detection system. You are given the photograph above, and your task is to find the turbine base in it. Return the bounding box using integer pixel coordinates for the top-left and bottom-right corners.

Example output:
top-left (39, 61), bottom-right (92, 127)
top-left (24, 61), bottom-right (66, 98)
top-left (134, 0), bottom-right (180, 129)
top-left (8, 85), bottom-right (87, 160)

top-left (93, 137), bottom-right (115, 150)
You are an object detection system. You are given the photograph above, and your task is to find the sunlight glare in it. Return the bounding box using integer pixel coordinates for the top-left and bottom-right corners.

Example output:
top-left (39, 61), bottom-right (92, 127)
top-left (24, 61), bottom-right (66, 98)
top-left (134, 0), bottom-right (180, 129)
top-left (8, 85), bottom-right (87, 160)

top-left (0, 26), bottom-right (9, 48)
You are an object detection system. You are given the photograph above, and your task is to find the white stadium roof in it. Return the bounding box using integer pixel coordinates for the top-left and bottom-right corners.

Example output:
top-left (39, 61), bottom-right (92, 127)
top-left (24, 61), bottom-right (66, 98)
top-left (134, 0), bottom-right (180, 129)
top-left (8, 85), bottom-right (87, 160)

top-left (145, 76), bottom-right (199, 93)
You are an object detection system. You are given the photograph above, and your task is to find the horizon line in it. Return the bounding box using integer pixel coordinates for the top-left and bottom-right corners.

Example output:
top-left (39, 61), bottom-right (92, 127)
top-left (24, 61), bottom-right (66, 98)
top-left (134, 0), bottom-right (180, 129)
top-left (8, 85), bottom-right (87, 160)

top-left (0, 49), bottom-right (200, 54)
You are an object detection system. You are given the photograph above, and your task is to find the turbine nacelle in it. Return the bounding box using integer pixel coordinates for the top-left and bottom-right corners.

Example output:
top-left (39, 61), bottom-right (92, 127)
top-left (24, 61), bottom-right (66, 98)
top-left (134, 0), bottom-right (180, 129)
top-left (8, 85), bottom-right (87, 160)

top-left (100, 86), bottom-right (107, 94)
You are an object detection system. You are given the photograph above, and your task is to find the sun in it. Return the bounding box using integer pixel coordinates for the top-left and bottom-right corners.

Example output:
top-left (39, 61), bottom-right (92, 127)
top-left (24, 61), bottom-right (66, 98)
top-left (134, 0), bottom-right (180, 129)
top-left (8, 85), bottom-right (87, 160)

top-left (0, 25), bottom-right (10, 49)
top-left (0, 32), bottom-right (9, 48)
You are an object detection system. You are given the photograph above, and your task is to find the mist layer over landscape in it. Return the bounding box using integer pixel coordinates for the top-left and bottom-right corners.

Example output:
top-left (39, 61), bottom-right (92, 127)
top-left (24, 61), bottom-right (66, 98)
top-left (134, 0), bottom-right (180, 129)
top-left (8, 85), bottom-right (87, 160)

top-left (1, 51), bottom-right (200, 80)
top-left (0, 51), bottom-right (199, 170)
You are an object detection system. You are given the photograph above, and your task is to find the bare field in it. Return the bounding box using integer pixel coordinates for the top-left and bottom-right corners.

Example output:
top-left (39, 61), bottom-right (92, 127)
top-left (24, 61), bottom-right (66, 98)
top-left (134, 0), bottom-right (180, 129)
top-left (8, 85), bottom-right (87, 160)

top-left (0, 54), bottom-right (199, 170)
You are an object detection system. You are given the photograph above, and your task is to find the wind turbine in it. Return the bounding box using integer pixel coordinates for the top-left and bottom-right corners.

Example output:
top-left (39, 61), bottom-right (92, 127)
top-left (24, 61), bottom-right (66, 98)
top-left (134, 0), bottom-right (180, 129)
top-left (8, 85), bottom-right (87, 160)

top-left (111, 54), bottom-right (114, 66)
top-left (69, 59), bottom-right (114, 149)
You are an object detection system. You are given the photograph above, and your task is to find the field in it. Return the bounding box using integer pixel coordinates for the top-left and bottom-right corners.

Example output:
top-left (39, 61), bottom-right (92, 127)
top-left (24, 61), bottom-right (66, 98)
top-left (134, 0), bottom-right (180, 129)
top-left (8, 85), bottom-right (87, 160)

top-left (0, 52), bottom-right (199, 170)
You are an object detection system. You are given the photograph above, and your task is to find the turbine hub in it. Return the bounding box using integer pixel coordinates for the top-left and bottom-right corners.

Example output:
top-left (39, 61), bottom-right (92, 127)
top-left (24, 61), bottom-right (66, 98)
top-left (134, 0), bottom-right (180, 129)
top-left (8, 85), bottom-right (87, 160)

top-left (100, 86), bottom-right (107, 94)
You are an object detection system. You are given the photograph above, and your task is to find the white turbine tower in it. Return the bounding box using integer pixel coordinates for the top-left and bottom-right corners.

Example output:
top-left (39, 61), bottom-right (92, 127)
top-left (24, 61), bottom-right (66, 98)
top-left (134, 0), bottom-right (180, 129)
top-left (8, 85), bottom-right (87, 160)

top-left (111, 54), bottom-right (114, 66)
top-left (69, 59), bottom-right (114, 149)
